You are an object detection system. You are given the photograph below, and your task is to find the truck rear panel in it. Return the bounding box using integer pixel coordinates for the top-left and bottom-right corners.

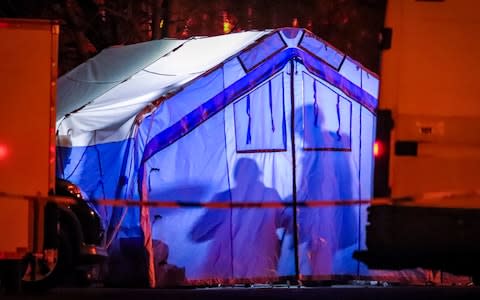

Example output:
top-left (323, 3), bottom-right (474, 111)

top-left (0, 18), bottom-right (58, 257)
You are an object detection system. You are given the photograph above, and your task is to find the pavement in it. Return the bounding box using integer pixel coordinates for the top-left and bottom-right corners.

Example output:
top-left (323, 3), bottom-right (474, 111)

top-left (5, 284), bottom-right (480, 300)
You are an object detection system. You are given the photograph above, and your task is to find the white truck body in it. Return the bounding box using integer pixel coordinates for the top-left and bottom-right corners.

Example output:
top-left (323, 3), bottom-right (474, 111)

top-left (0, 18), bottom-right (58, 259)
top-left (381, 0), bottom-right (480, 198)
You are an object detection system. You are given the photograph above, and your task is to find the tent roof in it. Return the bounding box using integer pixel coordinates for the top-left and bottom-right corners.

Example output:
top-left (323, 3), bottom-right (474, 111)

top-left (57, 31), bottom-right (269, 121)
top-left (57, 39), bottom-right (185, 119)
top-left (56, 28), bottom-right (379, 147)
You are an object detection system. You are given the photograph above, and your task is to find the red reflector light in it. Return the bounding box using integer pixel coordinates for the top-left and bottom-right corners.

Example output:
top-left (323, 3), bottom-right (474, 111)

top-left (0, 22), bottom-right (9, 29)
top-left (374, 141), bottom-right (382, 157)
top-left (0, 144), bottom-right (8, 160)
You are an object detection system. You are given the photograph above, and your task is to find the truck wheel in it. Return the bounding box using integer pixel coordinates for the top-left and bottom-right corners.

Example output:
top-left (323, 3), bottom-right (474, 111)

top-left (21, 229), bottom-right (72, 290)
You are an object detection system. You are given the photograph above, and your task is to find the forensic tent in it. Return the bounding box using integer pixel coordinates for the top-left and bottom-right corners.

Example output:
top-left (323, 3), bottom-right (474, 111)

top-left (56, 28), bottom-right (379, 286)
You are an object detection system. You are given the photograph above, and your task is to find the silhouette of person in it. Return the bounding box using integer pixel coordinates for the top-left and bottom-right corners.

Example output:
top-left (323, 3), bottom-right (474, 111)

top-left (190, 157), bottom-right (285, 281)
top-left (294, 103), bottom-right (359, 276)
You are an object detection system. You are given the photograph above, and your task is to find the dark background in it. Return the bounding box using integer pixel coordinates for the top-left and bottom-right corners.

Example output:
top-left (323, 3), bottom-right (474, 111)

top-left (0, 0), bottom-right (387, 76)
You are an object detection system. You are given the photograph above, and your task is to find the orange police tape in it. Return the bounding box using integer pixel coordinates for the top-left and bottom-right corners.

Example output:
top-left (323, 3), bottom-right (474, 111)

top-left (62, 190), bottom-right (480, 208)
top-left (0, 192), bottom-right (76, 205)
top-left (5, 189), bottom-right (480, 209)
top-left (81, 198), bottom-right (398, 208)
top-left (0, 191), bottom-right (411, 208)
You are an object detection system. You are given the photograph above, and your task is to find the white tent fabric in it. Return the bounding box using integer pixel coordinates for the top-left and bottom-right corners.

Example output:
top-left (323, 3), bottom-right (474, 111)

top-left (57, 31), bottom-right (268, 146)
top-left (56, 28), bottom-right (380, 287)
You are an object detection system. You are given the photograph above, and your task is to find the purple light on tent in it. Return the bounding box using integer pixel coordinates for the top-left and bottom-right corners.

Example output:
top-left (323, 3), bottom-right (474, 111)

top-left (268, 80), bottom-right (275, 132)
top-left (336, 95), bottom-right (342, 141)
top-left (246, 94), bottom-right (252, 144)
top-left (138, 47), bottom-right (378, 196)
top-left (313, 80), bottom-right (319, 127)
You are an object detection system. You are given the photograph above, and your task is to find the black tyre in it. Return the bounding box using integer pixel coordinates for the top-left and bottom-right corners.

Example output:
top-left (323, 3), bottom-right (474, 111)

top-left (21, 228), bottom-right (72, 291)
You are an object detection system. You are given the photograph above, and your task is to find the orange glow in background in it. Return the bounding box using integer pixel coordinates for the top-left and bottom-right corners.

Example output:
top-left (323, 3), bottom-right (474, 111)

top-left (223, 11), bottom-right (233, 34)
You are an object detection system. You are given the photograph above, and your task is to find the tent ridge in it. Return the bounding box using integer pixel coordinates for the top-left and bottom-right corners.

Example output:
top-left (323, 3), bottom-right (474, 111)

top-left (138, 46), bottom-right (377, 171)
top-left (136, 45), bottom-right (377, 197)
